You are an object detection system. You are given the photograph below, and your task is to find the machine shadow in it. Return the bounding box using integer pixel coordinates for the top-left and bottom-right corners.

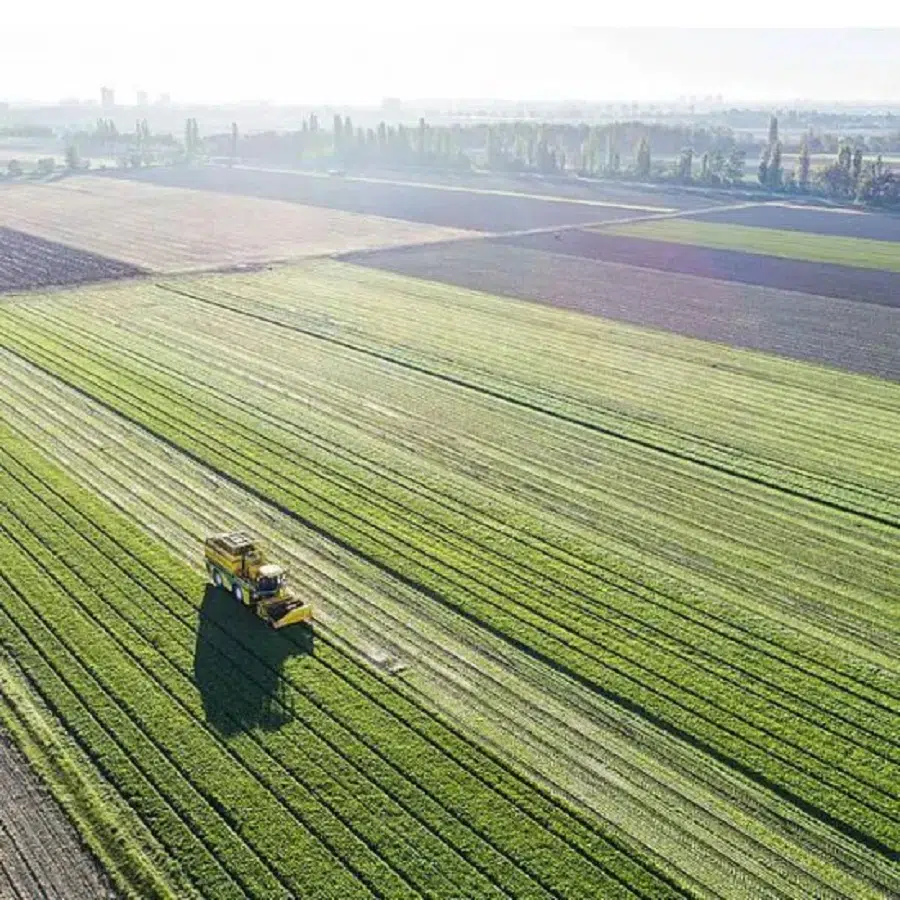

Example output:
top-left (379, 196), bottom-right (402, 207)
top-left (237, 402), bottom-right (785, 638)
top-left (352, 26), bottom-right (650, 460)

top-left (193, 585), bottom-right (314, 738)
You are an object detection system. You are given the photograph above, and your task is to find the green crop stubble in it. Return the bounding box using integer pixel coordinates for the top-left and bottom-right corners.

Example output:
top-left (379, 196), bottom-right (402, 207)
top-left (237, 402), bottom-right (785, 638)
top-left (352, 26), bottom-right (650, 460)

top-left (0, 427), bottom-right (677, 900)
top-left (1, 304), bottom-right (898, 860)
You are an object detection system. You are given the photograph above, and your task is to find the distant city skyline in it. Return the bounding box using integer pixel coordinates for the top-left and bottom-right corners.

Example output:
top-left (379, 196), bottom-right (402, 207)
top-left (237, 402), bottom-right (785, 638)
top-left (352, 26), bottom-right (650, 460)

top-left (3, 25), bottom-right (900, 107)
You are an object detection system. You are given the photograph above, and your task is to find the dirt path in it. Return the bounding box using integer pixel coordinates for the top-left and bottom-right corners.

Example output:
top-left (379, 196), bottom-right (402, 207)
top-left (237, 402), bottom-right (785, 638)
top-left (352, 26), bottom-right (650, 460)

top-left (0, 730), bottom-right (115, 900)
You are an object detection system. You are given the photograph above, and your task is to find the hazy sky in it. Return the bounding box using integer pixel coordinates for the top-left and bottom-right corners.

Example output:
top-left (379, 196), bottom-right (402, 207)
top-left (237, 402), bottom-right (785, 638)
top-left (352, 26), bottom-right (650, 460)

top-left (3, 6), bottom-right (899, 106)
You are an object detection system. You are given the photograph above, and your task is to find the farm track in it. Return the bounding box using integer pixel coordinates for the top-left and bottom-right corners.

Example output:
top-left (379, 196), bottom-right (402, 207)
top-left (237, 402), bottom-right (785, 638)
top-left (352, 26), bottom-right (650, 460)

top-left (0, 436), bottom-right (676, 896)
top-left (2, 353), bottom-right (897, 900)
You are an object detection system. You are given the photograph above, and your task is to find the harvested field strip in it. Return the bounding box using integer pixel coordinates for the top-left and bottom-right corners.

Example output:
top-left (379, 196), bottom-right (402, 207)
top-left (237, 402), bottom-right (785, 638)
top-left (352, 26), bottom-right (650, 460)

top-left (347, 241), bottom-right (900, 381)
top-left (0, 429), bottom-right (673, 900)
top-left (603, 220), bottom-right (900, 271)
top-left (494, 230), bottom-right (900, 308)
top-left (0, 723), bottom-right (116, 900)
top-left (0, 650), bottom-right (189, 900)
top-left (1, 284), bottom-right (898, 860)
top-left (0, 226), bottom-right (143, 294)
top-left (4, 360), bottom-right (892, 900)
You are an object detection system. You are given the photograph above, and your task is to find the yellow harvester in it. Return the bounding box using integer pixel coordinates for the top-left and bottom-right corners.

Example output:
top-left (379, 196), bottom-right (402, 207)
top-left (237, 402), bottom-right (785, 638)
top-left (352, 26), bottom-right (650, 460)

top-left (204, 531), bottom-right (312, 629)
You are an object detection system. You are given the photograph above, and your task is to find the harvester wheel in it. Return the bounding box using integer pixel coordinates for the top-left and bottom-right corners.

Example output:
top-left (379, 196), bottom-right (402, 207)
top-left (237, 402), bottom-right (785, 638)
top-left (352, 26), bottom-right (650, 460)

top-left (233, 583), bottom-right (244, 604)
top-left (212, 568), bottom-right (223, 588)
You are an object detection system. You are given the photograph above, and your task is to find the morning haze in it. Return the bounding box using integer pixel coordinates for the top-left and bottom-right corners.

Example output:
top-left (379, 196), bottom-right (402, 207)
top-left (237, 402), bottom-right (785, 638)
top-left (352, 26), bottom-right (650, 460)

top-left (0, 21), bottom-right (898, 900)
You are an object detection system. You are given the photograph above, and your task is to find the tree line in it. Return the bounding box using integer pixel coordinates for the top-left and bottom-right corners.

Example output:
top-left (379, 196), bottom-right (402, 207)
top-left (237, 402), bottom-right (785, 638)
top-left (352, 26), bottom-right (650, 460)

top-left (14, 111), bottom-right (895, 210)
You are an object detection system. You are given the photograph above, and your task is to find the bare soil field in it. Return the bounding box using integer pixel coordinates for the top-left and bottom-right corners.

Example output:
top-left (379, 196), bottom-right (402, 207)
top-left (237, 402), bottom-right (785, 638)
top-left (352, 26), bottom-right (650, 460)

top-left (0, 176), bottom-right (475, 273)
top-left (347, 240), bottom-right (900, 380)
top-left (692, 203), bottom-right (900, 240)
top-left (0, 731), bottom-right (114, 900)
top-left (0, 226), bottom-right (142, 293)
top-left (498, 229), bottom-right (900, 307)
top-left (99, 165), bottom-right (679, 231)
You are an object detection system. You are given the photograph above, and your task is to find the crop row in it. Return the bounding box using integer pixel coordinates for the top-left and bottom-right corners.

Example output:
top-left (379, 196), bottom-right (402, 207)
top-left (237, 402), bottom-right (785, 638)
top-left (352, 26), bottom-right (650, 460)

top-left (157, 268), bottom-right (900, 522)
top-left (63, 286), bottom-right (898, 700)
top-left (1, 308), bottom-right (897, 858)
top-left (0, 426), bottom-right (677, 899)
top-left (6, 354), bottom-right (887, 900)
top-left (68, 293), bottom-right (899, 663)
top-left (12, 300), bottom-right (900, 716)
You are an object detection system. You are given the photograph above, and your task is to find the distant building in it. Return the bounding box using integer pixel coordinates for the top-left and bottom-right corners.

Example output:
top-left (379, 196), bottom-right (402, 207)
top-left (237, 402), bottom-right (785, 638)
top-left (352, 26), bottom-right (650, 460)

top-left (157, 92), bottom-right (171, 107)
top-left (101, 86), bottom-right (115, 109)
top-left (137, 91), bottom-right (148, 107)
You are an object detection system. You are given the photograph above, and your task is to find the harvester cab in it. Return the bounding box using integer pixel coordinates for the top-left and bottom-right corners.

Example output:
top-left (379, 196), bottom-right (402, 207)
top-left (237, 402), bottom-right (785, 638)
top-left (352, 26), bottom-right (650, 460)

top-left (204, 531), bottom-right (312, 630)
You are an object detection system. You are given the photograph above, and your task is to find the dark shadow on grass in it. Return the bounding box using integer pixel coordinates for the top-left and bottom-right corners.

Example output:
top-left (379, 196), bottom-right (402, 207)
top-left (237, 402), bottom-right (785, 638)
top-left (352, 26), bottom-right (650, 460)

top-left (193, 585), bottom-right (314, 738)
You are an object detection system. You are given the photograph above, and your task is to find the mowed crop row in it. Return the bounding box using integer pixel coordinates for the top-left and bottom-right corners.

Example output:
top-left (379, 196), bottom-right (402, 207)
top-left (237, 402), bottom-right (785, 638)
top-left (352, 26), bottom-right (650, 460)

top-left (5, 351), bottom-right (891, 900)
top-left (0, 268), bottom-right (897, 877)
top-left (0, 425), bottom-right (678, 900)
top-left (166, 263), bottom-right (900, 524)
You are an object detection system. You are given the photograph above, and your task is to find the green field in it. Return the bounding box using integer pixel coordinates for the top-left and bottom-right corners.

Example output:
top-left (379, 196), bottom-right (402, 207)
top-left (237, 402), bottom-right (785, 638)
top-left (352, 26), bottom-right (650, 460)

top-left (1, 261), bottom-right (898, 898)
top-left (605, 219), bottom-right (900, 270)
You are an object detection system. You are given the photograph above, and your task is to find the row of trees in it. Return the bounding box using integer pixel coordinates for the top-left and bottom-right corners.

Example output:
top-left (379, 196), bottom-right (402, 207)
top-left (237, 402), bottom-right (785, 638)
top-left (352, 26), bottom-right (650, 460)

top-left (200, 110), bottom-right (900, 208)
top-left (205, 115), bottom-right (471, 170)
top-left (747, 115), bottom-right (900, 205)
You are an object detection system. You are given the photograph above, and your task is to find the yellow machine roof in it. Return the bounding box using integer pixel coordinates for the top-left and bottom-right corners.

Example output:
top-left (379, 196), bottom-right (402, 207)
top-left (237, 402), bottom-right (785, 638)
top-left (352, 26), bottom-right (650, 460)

top-left (208, 531), bottom-right (257, 554)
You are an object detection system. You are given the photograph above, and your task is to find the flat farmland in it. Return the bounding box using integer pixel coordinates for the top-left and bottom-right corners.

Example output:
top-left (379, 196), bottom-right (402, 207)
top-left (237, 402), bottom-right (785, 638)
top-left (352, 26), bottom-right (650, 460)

top-left (0, 176), bottom-right (475, 273)
top-left (101, 165), bottom-right (685, 231)
top-left (690, 202), bottom-right (900, 241)
top-left (606, 219), bottom-right (900, 271)
top-left (1, 262), bottom-right (898, 899)
top-left (350, 240), bottom-right (900, 380)
top-left (0, 226), bottom-right (143, 293)
top-left (0, 420), bottom-right (669, 900)
top-left (492, 230), bottom-right (900, 307)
